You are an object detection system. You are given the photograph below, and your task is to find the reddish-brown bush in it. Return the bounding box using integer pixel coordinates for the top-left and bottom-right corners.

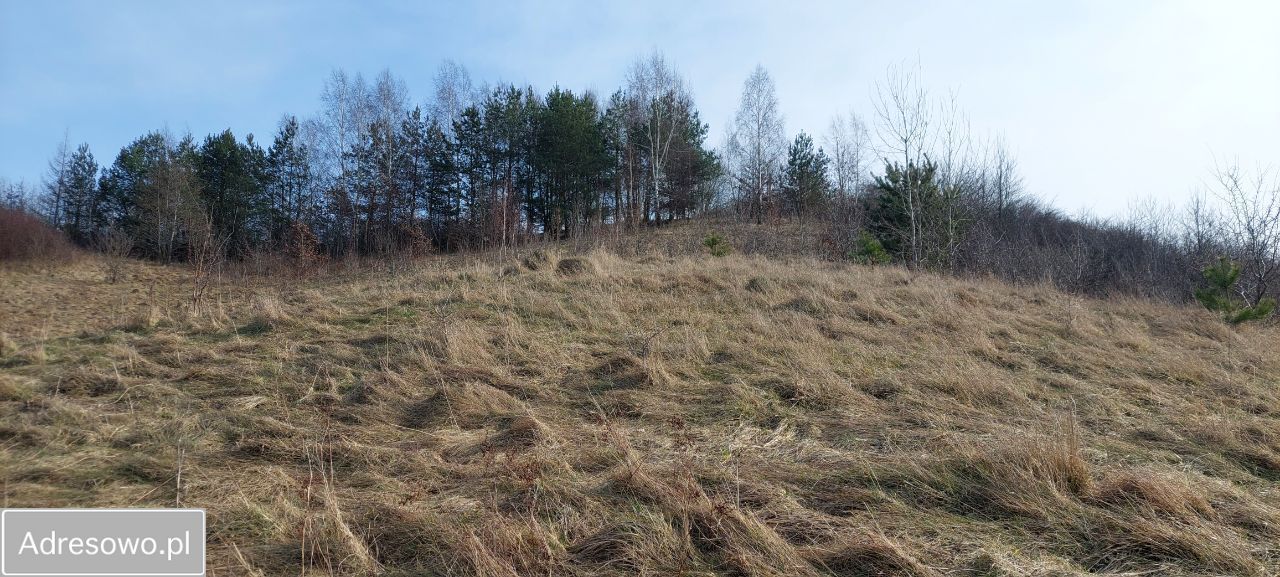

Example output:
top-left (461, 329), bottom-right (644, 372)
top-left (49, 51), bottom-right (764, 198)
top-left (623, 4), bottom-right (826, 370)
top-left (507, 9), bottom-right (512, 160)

top-left (0, 207), bottom-right (74, 263)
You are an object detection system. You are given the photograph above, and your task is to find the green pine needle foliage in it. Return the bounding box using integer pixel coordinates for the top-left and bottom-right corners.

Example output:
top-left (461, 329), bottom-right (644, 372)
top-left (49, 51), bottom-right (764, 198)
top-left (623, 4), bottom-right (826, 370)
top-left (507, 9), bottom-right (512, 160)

top-left (703, 232), bottom-right (732, 257)
top-left (1194, 257), bottom-right (1275, 325)
top-left (850, 231), bottom-right (891, 265)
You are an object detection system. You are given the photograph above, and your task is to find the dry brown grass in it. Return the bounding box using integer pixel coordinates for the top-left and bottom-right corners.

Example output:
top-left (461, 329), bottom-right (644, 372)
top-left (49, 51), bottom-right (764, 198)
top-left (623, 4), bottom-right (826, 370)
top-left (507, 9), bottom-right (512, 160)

top-left (4, 234), bottom-right (1280, 576)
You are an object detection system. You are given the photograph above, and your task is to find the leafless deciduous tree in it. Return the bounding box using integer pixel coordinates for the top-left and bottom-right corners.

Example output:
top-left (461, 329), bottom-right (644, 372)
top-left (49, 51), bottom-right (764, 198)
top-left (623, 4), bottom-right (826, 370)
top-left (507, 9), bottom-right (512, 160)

top-left (823, 111), bottom-right (870, 199)
top-left (308, 69), bottom-right (372, 252)
top-left (186, 213), bottom-right (227, 308)
top-left (431, 59), bottom-right (474, 137)
top-left (726, 64), bottom-right (786, 224)
top-left (430, 60), bottom-right (475, 232)
top-left (1181, 190), bottom-right (1219, 263)
top-left (982, 136), bottom-right (1023, 218)
top-left (368, 69), bottom-right (409, 242)
top-left (933, 90), bottom-right (980, 267)
top-left (92, 227), bottom-right (134, 284)
top-left (626, 51), bottom-right (692, 224)
top-left (1213, 162), bottom-right (1280, 306)
top-left (136, 146), bottom-right (203, 264)
top-left (42, 131), bottom-right (71, 230)
top-left (0, 178), bottom-right (35, 210)
top-left (872, 62), bottom-right (931, 267)
top-left (313, 69), bottom-right (371, 184)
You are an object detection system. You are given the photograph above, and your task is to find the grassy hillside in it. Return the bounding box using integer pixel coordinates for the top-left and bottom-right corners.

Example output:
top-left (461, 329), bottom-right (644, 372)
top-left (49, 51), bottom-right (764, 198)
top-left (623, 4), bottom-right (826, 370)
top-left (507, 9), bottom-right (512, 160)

top-left (3, 246), bottom-right (1280, 576)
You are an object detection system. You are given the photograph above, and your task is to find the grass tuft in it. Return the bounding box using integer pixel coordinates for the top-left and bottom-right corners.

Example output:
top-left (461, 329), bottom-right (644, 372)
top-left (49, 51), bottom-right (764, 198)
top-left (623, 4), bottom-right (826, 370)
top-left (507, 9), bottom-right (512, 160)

top-left (4, 236), bottom-right (1280, 575)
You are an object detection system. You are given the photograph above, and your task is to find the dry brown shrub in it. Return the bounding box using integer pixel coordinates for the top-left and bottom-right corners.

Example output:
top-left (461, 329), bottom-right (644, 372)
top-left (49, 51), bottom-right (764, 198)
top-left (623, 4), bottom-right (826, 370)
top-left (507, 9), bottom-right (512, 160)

top-left (92, 227), bottom-right (133, 283)
top-left (284, 220), bottom-right (324, 276)
top-left (0, 207), bottom-right (74, 263)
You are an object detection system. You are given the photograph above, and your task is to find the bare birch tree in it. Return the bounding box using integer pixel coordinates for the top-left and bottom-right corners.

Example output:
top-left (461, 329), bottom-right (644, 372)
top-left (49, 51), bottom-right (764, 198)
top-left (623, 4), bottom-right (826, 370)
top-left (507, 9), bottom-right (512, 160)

top-left (823, 111), bottom-right (870, 199)
top-left (934, 90), bottom-right (978, 266)
top-left (872, 62), bottom-right (931, 267)
top-left (1213, 162), bottom-right (1280, 305)
top-left (626, 51), bottom-right (691, 224)
top-left (313, 69), bottom-right (371, 183)
top-left (431, 59), bottom-right (475, 137)
top-left (136, 137), bottom-right (203, 264)
top-left (370, 69), bottom-right (408, 239)
top-left (726, 64), bottom-right (786, 224)
top-left (309, 69), bottom-right (372, 251)
top-left (431, 60), bottom-right (475, 224)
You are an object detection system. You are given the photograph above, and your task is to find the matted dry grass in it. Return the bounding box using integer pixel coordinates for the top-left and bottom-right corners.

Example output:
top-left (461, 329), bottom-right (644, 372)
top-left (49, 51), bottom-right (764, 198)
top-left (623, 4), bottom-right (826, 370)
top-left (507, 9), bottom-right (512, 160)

top-left (3, 242), bottom-right (1280, 576)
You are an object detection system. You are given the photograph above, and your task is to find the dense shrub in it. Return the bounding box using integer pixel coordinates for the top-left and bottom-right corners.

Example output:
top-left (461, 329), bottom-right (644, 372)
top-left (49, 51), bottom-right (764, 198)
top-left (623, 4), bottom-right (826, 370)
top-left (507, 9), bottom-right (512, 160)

top-left (0, 207), bottom-right (74, 263)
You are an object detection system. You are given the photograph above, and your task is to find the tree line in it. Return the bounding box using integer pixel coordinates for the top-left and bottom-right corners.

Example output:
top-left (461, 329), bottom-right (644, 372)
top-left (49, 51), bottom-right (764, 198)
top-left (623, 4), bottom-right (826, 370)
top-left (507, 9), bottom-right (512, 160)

top-left (713, 62), bottom-right (1280, 310)
top-left (17, 54), bottom-right (720, 262)
top-left (5, 55), bottom-right (1279, 312)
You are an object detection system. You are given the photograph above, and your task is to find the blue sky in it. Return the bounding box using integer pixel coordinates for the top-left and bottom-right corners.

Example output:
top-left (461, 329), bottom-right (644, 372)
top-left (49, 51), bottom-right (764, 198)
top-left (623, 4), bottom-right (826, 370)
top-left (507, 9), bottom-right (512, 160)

top-left (3, 0), bottom-right (1278, 217)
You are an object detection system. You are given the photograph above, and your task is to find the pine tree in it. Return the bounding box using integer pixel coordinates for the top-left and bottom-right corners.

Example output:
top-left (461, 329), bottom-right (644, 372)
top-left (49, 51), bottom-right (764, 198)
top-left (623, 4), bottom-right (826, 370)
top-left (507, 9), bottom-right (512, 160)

top-left (782, 131), bottom-right (831, 219)
top-left (196, 129), bottom-right (268, 257)
top-left (346, 118), bottom-right (406, 252)
top-left (399, 107), bottom-right (430, 229)
top-left (452, 105), bottom-right (487, 237)
top-left (535, 87), bottom-right (609, 237)
top-left (849, 231), bottom-right (890, 265)
top-left (62, 143), bottom-right (99, 244)
top-left (424, 118), bottom-right (458, 241)
top-left (98, 131), bottom-right (171, 237)
top-left (868, 158), bottom-right (941, 265)
top-left (265, 116), bottom-right (314, 245)
top-left (662, 107), bottom-right (718, 221)
top-left (481, 85), bottom-right (537, 247)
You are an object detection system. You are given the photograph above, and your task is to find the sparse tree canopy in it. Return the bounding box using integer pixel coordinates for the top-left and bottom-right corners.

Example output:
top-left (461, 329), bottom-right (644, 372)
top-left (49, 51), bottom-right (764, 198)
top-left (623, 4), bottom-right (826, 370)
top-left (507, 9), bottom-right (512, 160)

top-left (824, 111), bottom-right (870, 198)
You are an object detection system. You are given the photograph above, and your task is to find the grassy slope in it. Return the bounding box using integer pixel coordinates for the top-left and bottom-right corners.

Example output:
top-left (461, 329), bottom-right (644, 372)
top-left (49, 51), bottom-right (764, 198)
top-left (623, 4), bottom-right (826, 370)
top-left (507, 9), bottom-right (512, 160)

top-left (2, 246), bottom-right (1280, 576)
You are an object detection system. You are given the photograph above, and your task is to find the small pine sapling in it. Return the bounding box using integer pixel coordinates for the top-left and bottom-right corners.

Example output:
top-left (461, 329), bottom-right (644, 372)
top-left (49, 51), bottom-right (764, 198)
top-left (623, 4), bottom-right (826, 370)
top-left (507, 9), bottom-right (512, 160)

top-left (850, 231), bottom-right (891, 265)
top-left (1194, 257), bottom-right (1276, 324)
top-left (703, 232), bottom-right (732, 257)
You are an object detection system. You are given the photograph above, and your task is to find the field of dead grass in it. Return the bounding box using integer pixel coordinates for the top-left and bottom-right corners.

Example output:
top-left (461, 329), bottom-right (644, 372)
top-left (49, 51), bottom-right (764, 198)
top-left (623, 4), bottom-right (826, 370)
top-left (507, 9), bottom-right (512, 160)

top-left (3, 242), bottom-right (1280, 576)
